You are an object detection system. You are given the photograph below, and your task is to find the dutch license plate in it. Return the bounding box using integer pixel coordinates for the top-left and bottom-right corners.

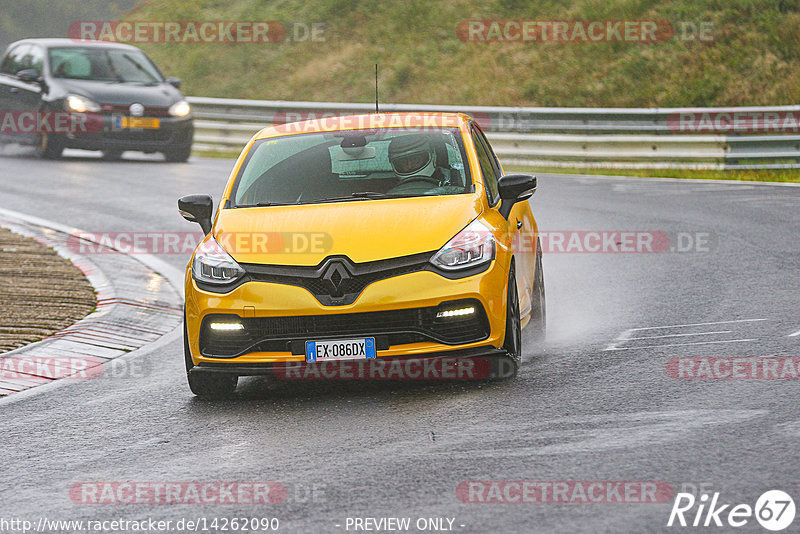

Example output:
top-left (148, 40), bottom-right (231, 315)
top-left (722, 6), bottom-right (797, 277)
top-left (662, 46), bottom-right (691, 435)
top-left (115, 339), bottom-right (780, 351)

top-left (306, 337), bottom-right (376, 362)
top-left (118, 117), bottom-right (160, 129)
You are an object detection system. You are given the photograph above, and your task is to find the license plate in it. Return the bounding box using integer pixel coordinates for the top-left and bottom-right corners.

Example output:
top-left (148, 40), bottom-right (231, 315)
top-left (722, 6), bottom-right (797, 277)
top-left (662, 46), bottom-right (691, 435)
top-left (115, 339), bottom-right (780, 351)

top-left (306, 338), bottom-right (376, 362)
top-left (118, 117), bottom-right (160, 129)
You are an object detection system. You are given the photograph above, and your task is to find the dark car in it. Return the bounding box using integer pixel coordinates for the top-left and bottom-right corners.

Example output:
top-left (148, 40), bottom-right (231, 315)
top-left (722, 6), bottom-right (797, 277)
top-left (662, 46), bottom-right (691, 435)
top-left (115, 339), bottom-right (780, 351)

top-left (0, 38), bottom-right (193, 161)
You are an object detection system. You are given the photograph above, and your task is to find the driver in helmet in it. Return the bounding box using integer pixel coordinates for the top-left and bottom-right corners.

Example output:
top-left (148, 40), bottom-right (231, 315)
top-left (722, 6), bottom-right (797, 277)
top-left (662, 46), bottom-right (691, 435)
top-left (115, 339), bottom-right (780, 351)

top-left (387, 134), bottom-right (452, 195)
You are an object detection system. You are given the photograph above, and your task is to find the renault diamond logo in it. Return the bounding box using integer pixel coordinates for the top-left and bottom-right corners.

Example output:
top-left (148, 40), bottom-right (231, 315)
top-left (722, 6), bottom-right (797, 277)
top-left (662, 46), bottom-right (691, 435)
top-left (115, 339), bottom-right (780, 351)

top-left (129, 103), bottom-right (144, 117)
top-left (322, 261), bottom-right (350, 296)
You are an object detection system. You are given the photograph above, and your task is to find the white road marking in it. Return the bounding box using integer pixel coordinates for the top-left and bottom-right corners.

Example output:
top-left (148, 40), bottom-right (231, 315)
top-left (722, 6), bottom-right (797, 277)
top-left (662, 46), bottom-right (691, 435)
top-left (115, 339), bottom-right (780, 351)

top-left (626, 318), bottom-right (767, 332)
top-left (789, 330), bottom-right (800, 337)
top-left (606, 338), bottom-right (756, 351)
top-left (627, 330), bottom-right (732, 341)
top-left (0, 207), bottom-right (185, 407)
top-left (605, 319), bottom-right (768, 351)
top-left (604, 328), bottom-right (633, 351)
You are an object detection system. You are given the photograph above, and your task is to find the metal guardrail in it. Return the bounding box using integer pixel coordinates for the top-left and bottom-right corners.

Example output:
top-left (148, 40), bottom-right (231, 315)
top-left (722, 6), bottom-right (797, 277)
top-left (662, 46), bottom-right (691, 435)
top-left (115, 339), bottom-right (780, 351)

top-left (186, 97), bottom-right (800, 169)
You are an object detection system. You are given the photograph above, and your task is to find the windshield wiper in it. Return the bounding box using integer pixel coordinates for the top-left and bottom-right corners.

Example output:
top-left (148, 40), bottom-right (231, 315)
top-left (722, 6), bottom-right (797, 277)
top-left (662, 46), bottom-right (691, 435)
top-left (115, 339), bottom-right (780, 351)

top-left (350, 191), bottom-right (391, 198)
top-left (314, 192), bottom-right (410, 203)
top-left (235, 201), bottom-right (292, 208)
top-left (238, 193), bottom-right (411, 208)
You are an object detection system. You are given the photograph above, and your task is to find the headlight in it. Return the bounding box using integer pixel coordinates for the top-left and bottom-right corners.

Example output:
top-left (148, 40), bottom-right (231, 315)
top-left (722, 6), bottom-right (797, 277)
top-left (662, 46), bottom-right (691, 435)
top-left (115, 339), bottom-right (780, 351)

top-left (65, 94), bottom-right (100, 113)
top-left (192, 238), bottom-right (245, 285)
top-left (168, 100), bottom-right (191, 117)
top-left (430, 219), bottom-right (495, 271)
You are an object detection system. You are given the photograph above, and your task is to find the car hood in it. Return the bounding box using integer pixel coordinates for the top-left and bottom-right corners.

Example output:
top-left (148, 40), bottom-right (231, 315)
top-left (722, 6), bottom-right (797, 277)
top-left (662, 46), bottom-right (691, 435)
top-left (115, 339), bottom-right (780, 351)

top-left (56, 79), bottom-right (182, 106)
top-left (213, 194), bottom-right (483, 266)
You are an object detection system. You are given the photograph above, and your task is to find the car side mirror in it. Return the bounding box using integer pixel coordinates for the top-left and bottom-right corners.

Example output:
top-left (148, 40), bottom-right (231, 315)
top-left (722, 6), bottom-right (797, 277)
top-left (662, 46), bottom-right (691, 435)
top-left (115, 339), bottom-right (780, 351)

top-left (166, 76), bottom-right (182, 89)
top-left (178, 195), bottom-right (213, 234)
top-left (16, 69), bottom-right (42, 84)
top-left (497, 174), bottom-right (537, 219)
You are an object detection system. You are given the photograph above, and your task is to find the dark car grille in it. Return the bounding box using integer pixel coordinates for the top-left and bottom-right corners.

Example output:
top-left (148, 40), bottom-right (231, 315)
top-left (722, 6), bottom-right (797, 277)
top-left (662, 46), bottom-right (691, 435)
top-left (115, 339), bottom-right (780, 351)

top-left (240, 252), bottom-right (435, 306)
top-left (101, 104), bottom-right (172, 117)
top-left (199, 300), bottom-right (490, 358)
top-left (103, 129), bottom-right (175, 141)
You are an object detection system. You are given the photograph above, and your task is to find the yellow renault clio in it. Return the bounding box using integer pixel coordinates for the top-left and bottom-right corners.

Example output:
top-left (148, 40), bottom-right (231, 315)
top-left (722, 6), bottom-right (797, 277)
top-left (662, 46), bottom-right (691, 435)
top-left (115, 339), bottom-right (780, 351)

top-left (179, 112), bottom-right (545, 397)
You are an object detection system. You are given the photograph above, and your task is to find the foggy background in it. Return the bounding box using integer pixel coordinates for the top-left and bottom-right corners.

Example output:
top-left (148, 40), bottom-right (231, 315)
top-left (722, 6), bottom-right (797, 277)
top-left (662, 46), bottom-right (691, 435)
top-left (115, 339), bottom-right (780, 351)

top-left (0, 0), bottom-right (139, 49)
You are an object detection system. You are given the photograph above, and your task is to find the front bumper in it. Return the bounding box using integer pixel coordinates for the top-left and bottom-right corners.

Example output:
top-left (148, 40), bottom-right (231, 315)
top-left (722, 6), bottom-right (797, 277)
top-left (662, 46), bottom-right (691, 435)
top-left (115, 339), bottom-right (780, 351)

top-left (185, 260), bottom-right (509, 367)
top-left (191, 346), bottom-right (516, 380)
top-left (61, 115), bottom-right (193, 152)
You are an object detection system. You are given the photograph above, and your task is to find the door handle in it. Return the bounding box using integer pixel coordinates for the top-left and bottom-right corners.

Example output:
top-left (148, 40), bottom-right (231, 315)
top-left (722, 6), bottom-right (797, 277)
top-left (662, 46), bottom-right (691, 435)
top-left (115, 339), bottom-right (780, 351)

top-left (9, 87), bottom-right (18, 93)
top-left (516, 219), bottom-right (523, 229)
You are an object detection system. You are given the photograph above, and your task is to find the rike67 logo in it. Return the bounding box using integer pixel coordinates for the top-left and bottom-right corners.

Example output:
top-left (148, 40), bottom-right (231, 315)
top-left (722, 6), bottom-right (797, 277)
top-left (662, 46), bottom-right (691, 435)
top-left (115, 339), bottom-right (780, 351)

top-left (668, 490), bottom-right (795, 531)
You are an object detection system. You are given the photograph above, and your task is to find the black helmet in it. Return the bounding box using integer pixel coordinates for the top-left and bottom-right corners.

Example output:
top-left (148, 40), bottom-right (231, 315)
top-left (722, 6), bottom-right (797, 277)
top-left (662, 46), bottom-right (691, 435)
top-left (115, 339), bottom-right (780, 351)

top-left (388, 135), bottom-right (436, 178)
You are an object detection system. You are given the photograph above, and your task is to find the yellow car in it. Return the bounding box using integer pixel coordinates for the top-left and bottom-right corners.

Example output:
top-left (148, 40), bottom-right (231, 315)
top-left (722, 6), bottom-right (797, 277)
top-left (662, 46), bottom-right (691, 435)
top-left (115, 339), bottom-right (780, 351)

top-left (178, 112), bottom-right (545, 396)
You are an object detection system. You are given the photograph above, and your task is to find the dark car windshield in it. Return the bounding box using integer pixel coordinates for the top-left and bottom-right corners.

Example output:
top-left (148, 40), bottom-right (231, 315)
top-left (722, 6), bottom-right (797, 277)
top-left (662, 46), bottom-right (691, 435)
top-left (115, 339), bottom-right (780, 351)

top-left (48, 47), bottom-right (163, 84)
top-left (230, 127), bottom-right (473, 208)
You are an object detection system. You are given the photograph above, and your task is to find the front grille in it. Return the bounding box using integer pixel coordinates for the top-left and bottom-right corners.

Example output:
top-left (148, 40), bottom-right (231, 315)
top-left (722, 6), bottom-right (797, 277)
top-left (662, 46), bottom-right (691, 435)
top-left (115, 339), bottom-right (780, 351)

top-left (199, 300), bottom-right (490, 358)
top-left (102, 129), bottom-right (175, 142)
top-left (101, 104), bottom-right (172, 117)
top-left (241, 252), bottom-right (434, 306)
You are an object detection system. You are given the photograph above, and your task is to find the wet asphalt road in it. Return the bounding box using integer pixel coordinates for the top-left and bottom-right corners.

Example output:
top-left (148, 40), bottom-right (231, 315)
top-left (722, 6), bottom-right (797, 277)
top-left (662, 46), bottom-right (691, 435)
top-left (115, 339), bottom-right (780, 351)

top-left (1, 147), bottom-right (799, 534)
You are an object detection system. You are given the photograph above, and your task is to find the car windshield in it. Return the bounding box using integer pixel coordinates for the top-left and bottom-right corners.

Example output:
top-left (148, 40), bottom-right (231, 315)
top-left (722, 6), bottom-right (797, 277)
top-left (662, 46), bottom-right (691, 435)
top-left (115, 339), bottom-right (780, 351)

top-left (230, 127), bottom-right (472, 208)
top-left (48, 47), bottom-right (163, 84)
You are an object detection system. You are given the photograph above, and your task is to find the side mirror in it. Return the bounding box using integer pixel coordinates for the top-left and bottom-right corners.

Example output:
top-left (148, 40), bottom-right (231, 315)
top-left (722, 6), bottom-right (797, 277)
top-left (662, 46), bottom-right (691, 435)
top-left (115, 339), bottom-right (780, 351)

top-left (166, 76), bottom-right (182, 89)
top-left (178, 195), bottom-right (213, 234)
top-left (497, 174), bottom-right (536, 219)
top-left (16, 69), bottom-right (42, 84)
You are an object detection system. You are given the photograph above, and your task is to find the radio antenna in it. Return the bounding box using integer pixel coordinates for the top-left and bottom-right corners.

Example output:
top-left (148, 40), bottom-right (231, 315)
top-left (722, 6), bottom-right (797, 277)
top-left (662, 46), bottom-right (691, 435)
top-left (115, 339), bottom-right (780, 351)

top-left (375, 63), bottom-right (379, 113)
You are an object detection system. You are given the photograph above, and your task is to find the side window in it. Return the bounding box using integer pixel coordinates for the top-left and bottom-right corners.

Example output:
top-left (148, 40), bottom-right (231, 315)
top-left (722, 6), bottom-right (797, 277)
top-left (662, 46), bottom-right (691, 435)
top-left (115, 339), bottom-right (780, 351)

top-left (0, 44), bottom-right (30, 75)
top-left (475, 126), bottom-right (503, 177)
top-left (470, 126), bottom-right (500, 205)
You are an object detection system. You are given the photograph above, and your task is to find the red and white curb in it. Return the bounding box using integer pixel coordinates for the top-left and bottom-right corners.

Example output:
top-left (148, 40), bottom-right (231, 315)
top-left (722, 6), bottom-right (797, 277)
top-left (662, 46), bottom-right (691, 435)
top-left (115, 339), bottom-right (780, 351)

top-left (0, 208), bottom-right (184, 400)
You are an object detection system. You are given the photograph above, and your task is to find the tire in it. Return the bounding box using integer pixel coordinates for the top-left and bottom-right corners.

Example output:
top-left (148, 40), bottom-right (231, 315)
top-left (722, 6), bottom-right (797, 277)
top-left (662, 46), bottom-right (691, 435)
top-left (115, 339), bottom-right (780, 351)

top-left (500, 264), bottom-right (522, 378)
top-left (164, 144), bottom-right (191, 163)
top-left (530, 237), bottom-right (547, 342)
top-left (101, 149), bottom-right (123, 161)
top-left (184, 315), bottom-right (237, 397)
top-left (36, 133), bottom-right (64, 159)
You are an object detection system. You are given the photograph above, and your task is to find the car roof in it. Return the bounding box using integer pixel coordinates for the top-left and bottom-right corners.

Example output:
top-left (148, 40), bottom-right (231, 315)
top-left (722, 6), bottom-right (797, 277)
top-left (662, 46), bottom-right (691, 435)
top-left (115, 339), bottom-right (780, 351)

top-left (254, 112), bottom-right (474, 139)
top-left (6, 38), bottom-right (141, 51)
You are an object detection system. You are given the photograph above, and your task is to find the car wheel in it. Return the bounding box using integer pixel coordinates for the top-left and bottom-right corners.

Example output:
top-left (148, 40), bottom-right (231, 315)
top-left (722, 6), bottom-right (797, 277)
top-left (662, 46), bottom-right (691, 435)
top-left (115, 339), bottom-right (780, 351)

top-left (501, 264), bottom-right (522, 378)
top-left (36, 133), bottom-right (64, 159)
top-left (164, 144), bottom-right (191, 163)
top-left (530, 237), bottom-right (547, 342)
top-left (101, 149), bottom-right (123, 161)
top-left (184, 314), bottom-right (237, 397)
